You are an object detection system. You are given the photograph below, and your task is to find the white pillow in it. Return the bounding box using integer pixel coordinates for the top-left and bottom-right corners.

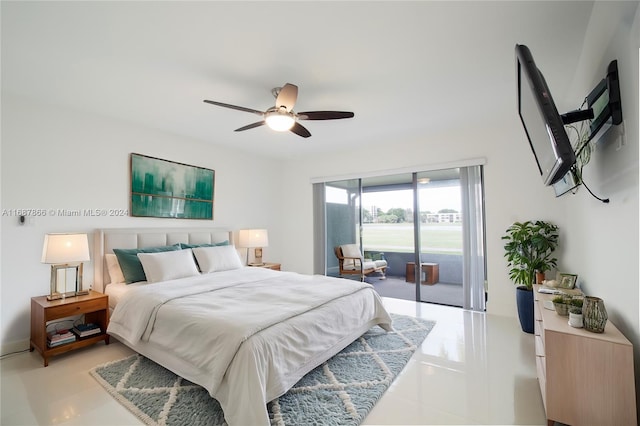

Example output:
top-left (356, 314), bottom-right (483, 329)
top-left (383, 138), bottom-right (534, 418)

top-left (137, 249), bottom-right (200, 283)
top-left (106, 253), bottom-right (126, 283)
top-left (192, 245), bottom-right (243, 273)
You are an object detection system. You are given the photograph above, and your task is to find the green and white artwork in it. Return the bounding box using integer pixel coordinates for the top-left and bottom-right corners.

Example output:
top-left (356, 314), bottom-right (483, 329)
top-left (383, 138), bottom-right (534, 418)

top-left (130, 153), bottom-right (214, 220)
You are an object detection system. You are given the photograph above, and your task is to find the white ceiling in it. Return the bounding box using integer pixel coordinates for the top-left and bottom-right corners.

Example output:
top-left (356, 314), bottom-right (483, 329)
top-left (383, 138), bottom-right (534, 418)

top-left (2, 1), bottom-right (595, 159)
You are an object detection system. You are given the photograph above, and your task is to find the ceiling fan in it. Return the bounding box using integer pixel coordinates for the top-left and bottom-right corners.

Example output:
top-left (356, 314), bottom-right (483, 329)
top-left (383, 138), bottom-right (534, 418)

top-left (203, 83), bottom-right (354, 138)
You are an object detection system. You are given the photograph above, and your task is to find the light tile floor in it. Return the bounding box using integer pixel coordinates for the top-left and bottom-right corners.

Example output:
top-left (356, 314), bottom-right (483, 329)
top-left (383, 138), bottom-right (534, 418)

top-left (0, 298), bottom-right (546, 425)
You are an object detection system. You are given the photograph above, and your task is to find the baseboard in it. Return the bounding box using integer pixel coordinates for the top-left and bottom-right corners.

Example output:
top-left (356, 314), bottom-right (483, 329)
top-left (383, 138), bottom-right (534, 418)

top-left (1, 338), bottom-right (30, 358)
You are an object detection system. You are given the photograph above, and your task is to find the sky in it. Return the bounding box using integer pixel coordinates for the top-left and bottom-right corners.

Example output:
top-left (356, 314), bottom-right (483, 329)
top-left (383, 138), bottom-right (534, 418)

top-left (327, 186), bottom-right (462, 213)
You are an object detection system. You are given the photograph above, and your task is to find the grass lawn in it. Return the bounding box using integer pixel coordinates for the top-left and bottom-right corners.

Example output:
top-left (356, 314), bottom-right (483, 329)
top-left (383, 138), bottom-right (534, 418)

top-left (362, 223), bottom-right (462, 254)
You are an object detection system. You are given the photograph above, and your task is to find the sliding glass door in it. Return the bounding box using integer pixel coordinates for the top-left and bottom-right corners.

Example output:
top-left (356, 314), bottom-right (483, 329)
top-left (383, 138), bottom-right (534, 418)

top-left (416, 169), bottom-right (471, 306)
top-left (315, 165), bottom-right (486, 311)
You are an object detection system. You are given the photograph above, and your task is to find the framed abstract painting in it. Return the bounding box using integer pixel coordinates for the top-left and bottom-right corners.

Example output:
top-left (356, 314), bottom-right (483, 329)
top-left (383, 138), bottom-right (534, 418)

top-left (130, 153), bottom-right (215, 220)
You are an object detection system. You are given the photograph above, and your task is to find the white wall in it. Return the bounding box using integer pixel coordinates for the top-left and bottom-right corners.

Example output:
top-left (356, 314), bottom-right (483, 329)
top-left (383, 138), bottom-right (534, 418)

top-left (555, 1), bottom-right (640, 404)
top-left (0, 93), bottom-right (284, 353)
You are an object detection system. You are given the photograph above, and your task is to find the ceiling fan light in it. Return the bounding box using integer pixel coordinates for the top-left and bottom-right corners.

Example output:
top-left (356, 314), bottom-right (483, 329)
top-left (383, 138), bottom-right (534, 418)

top-left (265, 113), bottom-right (295, 131)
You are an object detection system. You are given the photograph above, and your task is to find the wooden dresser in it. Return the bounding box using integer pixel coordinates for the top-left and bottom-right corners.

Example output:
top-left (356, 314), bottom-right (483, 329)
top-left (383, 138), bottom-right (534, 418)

top-left (533, 285), bottom-right (636, 425)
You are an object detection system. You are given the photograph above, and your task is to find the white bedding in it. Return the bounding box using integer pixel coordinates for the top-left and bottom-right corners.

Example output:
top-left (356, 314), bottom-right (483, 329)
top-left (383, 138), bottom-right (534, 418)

top-left (104, 281), bottom-right (145, 309)
top-left (107, 267), bottom-right (392, 425)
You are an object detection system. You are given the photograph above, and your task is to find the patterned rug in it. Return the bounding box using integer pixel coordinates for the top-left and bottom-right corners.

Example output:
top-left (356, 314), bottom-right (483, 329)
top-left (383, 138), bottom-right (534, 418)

top-left (90, 314), bottom-right (435, 426)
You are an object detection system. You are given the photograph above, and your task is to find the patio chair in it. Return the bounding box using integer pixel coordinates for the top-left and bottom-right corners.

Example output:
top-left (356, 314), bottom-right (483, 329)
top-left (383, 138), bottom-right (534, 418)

top-left (334, 244), bottom-right (387, 281)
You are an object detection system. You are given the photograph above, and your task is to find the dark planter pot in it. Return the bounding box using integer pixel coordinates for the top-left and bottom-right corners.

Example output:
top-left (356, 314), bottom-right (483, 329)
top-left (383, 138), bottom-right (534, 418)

top-left (516, 286), bottom-right (534, 334)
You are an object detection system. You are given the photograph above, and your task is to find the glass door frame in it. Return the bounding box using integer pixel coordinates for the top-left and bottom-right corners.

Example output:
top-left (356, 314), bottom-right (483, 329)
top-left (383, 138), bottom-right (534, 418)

top-left (315, 162), bottom-right (486, 311)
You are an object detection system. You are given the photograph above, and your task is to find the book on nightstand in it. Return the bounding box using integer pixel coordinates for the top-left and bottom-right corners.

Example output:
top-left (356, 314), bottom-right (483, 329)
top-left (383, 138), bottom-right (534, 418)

top-left (47, 330), bottom-right (76, 347)
top-left (72, 323), bottom-right (102, 338)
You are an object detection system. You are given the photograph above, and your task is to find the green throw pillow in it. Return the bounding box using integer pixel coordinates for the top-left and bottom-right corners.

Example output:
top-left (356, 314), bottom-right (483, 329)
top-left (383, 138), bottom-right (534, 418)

top-left (113, 244), bottom-right (182, 283)
top-left (179, 241), bottom-right (229, 249)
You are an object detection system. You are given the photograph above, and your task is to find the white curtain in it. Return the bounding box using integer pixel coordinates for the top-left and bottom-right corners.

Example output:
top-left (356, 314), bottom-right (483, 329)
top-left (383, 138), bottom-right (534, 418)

top-left (312, 183), bottom-right (326, 275)
top-left (460, 165), bottom-right (486, 311)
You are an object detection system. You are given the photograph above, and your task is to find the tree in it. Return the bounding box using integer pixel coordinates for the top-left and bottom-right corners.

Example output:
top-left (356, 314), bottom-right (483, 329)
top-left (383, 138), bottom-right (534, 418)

top-left (362, 209), bottom-right (373, 223)
top-left (387, 208), bottom-right (406, 222)
top-left (378, 214), bottom-right (398, 223)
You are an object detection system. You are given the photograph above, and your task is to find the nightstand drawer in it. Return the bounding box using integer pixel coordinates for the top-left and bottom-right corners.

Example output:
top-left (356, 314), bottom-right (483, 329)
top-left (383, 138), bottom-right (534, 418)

top-left (45, 298), bottom-right (107, 320)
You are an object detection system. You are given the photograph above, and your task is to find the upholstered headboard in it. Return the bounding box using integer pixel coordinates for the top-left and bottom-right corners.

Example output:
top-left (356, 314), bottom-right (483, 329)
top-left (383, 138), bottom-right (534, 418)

top-left (94, 227), bottom-right (234, 292)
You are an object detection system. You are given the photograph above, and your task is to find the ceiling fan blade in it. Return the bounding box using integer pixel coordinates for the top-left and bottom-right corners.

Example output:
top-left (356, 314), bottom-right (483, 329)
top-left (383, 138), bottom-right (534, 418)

top-left (290, 122), bottom-right (311, 138)
top-left (203, 100), bottom-right (264, 116)
top-left (276, 83), bottom-right (298, 112)
top-left (297, 111), bottom-right (355, 120)
top-left (235, 121), bottom-right (265, 132)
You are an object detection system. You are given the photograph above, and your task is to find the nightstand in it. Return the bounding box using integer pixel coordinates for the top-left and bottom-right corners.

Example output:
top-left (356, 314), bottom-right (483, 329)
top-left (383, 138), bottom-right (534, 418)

top-left (30, 290), bottom-right (110, 366)
top-left (250, 262), bottom-right (281, 271)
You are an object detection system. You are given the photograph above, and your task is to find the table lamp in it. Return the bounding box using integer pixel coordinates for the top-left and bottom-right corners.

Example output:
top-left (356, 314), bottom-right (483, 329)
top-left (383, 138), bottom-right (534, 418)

top-left (238, 229), bottom-right (269, 266)
top-left (41, 233), bottom-right (90, 300)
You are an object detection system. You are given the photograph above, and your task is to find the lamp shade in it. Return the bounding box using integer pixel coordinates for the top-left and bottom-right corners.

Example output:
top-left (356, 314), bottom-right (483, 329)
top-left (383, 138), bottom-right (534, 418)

top-left (41, 233), bottom-right (90, 264)
top-left (238, 229), bottom-right (269, 248)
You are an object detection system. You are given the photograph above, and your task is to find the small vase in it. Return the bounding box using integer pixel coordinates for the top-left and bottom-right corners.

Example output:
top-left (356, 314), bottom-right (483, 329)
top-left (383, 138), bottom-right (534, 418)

top-left (583, 296), bottom-right (607, 333)
top-left (553, 302), bottom-right (569, 316)
top-left (568, 312), bottom-right (583, 328)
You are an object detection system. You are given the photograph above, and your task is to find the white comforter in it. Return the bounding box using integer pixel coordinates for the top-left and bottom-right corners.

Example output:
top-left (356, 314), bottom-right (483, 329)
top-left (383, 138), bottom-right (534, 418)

top-left (107, 267), bottom-right (392, 425)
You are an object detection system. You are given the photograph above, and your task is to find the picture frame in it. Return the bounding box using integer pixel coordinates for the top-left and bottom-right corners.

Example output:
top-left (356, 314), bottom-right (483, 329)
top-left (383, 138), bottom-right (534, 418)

top-left (130, 153), bottom-right (215, 220)
top-left (557, 272), bottom-right (578, 289)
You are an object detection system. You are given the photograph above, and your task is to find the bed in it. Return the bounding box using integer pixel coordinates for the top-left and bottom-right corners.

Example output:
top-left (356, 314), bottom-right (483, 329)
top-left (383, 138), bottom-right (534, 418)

top-left (94, 228), bottom-right (392, 425)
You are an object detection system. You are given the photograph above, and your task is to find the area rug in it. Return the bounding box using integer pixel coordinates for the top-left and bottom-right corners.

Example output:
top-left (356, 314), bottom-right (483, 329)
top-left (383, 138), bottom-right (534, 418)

top-left (90, 314), bottom-right (435, 426)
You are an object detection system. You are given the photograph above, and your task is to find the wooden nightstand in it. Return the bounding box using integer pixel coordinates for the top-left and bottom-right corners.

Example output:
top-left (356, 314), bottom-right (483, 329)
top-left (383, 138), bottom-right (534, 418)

top-left (250, 262), bottom-right (281, 271)
top-left (30, 290), bottom-right (110, 366)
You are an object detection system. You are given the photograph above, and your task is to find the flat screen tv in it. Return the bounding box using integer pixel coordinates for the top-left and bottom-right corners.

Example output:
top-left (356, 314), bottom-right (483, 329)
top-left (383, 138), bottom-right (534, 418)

top-left (516, 44), bottom-right (576, 186)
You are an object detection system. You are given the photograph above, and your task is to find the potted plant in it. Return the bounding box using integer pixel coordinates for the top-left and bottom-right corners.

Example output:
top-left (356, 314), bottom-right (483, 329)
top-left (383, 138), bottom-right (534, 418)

top-left (502, 220), bottom-right (559, 333)
top-left (552, 295), bottom-right (571, 316)
top-left (569, 298), bottom-right (583, 310)
top-left (568, 298), bottom-right (584, 327)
